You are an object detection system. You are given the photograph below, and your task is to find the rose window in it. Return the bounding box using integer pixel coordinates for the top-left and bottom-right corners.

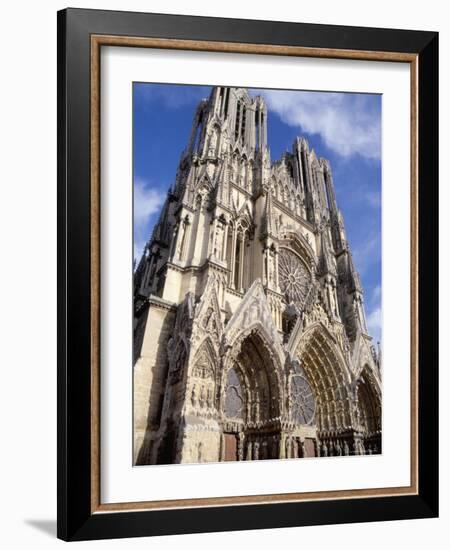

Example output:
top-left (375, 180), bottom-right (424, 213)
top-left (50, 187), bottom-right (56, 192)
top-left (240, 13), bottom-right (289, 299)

top-left (278, 249), bottom-right (311, 306)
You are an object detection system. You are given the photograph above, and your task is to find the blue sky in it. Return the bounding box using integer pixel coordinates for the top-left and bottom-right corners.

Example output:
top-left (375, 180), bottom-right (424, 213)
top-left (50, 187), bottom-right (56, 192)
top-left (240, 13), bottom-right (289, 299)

top-left (133, 83), bottom-right (382, 343)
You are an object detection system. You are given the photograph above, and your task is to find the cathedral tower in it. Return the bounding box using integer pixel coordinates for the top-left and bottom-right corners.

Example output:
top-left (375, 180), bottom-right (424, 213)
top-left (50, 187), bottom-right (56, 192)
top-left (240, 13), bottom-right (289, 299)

top-left (133, 87), bottom-right (381, 465)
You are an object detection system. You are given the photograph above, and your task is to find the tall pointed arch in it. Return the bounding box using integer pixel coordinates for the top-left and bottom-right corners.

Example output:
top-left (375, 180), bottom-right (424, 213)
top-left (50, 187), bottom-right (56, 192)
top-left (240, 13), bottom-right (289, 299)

top-left (292, 322), bottom-right (353, 434)
top-left (225, 279), bottom-right (285, 367)
top-left (355, 364), bottom-right (382, 426)
top-left (278, 230), bottom-right (316, 272)
top-left (220, 325), bottom-right (286, 461)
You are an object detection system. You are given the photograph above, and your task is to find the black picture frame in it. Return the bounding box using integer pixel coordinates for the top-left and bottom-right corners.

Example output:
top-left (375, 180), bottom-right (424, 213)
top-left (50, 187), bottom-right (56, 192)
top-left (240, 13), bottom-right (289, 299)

top-left (57, 7), bottom-right (438, 541)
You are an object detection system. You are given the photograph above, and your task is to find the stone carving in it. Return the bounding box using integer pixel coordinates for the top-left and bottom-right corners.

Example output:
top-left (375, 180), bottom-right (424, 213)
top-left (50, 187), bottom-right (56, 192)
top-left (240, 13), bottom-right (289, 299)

top-left (192, 350), bottom-right (214, 380)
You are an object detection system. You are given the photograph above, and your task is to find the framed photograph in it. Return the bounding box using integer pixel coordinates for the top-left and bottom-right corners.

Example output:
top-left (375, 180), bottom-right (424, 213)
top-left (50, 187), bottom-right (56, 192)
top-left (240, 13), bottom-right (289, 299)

top-left (57, 8), bottom-right (438, 541)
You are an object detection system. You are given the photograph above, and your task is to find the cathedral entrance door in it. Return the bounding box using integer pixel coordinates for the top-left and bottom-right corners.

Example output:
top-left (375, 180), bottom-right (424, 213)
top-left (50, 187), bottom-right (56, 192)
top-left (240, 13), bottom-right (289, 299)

top-left (223, 433), bottom-right (238, 461)
top-left (304, 438), bottom-right (316, 457)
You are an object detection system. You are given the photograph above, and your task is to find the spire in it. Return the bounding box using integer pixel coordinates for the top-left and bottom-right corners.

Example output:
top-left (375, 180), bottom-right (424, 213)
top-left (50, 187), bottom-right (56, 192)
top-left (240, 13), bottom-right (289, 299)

top-left (208, 159), bottom-right (226, 207)
top-left (318, 227), bottom-right (337, 277)
top-left (321, 158), bottom-right (338, 214)
top-left (331, 209), bottom-right (347, 253)
top-left (260, 189), bottom-right (277, 240)
top-left (347, 248), bottom-right (363, 293)
top-left (299, 136), bottom-right (309, 153)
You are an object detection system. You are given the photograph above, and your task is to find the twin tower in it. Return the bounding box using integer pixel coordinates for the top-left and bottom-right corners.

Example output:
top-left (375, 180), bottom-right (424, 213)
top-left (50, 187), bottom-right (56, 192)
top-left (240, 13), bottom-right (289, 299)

top-left (133, 87), bottom-right (381, 465)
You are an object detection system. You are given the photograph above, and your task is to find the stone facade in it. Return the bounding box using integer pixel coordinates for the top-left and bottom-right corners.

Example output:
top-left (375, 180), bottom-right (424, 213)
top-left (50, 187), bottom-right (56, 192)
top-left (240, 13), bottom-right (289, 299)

top-left (133, 87), bottom-right (382, 465)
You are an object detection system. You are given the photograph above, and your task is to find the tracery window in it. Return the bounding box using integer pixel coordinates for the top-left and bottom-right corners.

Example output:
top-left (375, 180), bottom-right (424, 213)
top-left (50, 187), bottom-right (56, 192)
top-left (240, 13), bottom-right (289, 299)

top-left (234, 99), bottom-right (247, 144)
top-left (255, 109), bottom-right (260, 151)
top-left (278, 248), bottom-right (311, 306)
top-left (223, 88), bottom-right (229, 117)
top-left (290, 374), bottom-right (316, 425)
top-left (228, 221), bottom-right (249, 292)
top-left (241, 105), bottom-right (246, 143)
top-left (234, 101), bottom-right (241, 141)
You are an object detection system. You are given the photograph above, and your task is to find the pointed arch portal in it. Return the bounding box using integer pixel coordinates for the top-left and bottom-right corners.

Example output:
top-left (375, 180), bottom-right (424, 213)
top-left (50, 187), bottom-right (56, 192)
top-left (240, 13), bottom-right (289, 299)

top-left (355, 366), bottom-right (382, 454)
top-left (293, 323), bottom-right (355, 456)
top-left (222, 330), bottom-right (284, 461)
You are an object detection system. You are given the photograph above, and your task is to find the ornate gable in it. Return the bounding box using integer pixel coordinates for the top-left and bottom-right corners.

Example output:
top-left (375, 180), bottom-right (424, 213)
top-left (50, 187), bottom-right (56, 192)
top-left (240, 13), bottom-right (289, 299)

top-left (231, 197), bottom-right (252, 223)
top-left (191, 276), bottom-right (224, 352)
top-left (224, 279), bottom-right (284, 359)
top-left (351, 332), bottom-right (379, 379)
top-left (195, 167), bottom-right (214, 191)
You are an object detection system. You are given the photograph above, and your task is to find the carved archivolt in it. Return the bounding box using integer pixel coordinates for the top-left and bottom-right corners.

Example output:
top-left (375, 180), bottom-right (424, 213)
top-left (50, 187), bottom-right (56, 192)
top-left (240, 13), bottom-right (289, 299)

top-left (293, 322), bottom-right (353, 432)
top-left (278, 231), bottom-right (316, 271)
top-left (221, 330), bottom-right (285, 426)
top-left (354, 366), bottom-right (382, 435)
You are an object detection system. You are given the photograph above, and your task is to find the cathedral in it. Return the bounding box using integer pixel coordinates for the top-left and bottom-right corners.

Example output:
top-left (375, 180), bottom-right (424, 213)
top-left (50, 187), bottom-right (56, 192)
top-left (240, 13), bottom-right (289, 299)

top-left (133, 87), bottom-right (381, 465)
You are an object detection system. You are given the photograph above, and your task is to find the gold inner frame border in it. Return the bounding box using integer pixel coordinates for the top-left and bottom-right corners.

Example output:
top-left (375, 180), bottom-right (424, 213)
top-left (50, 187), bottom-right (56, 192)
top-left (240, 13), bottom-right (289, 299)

top-left (89, 34), bottom-right (418, 514)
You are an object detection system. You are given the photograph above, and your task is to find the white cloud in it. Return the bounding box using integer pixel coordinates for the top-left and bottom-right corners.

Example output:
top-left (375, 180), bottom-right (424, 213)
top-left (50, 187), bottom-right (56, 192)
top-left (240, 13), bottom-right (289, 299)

top-left (365, 190), bottom-right (382, 208)
top-left (352, 232), bottom-right (381, 276)
top-left (370, 284), bottom-right (382, 307)
top-left (366, 284), bottom-right (382, 343)
top-left (367, 306), bottom-right (382, 344)
top-left (258, 90), bottom-right (381, 160)
top-left (134, 178), bottom-right (165, 223)
top-left (134, 178), bottom-right (166, 260)
top-left (134, 241), bottom-right (146, 264)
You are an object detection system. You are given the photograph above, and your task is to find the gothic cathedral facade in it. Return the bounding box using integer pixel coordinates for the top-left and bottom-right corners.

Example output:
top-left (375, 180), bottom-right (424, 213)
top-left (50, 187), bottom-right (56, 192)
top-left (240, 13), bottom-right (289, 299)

top-left (133, 87), bottom-right (381, 465)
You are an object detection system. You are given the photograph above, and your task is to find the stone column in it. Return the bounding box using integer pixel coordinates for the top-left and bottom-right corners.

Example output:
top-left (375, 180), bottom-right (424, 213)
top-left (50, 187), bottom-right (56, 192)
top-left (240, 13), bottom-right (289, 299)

top-left (237, 433), bottom-right (244, 461)
top-left (209, 216), bottom-right (217, 258)
top-left (239, 234), bottom-right (245, 292)
top-left (246, 440), bottom-right (253, 461)
top-left (279, 433), bottom-right (286, 459)
top-left (263, 245), bottom-right (268, 286)
top-left (214, 88), bottom-right (220, 113)
top-left (253, 441), bottom-right (260, 460)
top-left (230, 229), bottom-right (237, 288)
top-left (187, 199), bottom-right (201, 263)
top-left (258, 108), bottom-right (263, 151)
